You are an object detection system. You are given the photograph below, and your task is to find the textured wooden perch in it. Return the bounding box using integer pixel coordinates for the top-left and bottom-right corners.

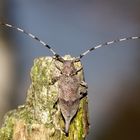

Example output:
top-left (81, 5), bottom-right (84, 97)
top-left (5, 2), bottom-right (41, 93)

top-left (0, 55), bottom-right (89, 140)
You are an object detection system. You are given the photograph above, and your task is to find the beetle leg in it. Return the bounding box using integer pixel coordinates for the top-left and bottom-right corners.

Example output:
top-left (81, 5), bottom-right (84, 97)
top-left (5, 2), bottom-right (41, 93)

top-left (80, 81), bottom-right (88, 88)
top-left (71, 67), bottom-right (83, 76)
top-left (51, 76), bottom-right (60, 85)
top-left (79, 81), bottom-right (88, 99)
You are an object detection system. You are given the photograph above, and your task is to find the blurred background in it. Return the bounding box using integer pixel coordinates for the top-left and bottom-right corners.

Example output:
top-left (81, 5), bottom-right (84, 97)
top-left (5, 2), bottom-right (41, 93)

top-left (0, 0), bottom-right (140, 139)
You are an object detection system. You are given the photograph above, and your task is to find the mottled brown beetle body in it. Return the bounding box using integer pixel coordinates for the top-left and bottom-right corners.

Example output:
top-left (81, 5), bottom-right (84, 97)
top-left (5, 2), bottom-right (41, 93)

top-left (58, 61), bottom-right (81, 134)
top-left (53, 59), bottom-right (87, 135)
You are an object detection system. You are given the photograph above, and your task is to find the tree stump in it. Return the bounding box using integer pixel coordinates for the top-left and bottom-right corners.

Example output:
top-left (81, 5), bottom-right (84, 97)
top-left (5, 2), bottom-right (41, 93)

top-left (0, 55), bottom-right (89, 140)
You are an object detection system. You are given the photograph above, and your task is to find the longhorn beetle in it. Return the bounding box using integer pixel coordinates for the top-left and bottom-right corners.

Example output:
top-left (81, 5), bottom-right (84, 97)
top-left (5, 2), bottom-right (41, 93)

top-left (0, 22), bottom-right (140, 135)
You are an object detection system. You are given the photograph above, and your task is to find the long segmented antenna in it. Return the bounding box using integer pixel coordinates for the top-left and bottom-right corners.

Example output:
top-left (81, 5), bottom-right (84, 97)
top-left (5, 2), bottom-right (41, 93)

top-left (77, 36), bottom-right (140, 59)
top-left (0, 22), bottom-right (60, 57)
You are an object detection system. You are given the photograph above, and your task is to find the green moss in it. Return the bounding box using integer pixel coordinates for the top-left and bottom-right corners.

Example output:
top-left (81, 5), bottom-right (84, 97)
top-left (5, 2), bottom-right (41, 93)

top-left (0, 112), bottom-right (15, 140)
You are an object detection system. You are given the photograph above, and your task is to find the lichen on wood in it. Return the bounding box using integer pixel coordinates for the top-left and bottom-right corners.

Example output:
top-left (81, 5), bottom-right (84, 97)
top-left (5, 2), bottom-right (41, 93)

top-left (0, 55), bottom-right (89, 140)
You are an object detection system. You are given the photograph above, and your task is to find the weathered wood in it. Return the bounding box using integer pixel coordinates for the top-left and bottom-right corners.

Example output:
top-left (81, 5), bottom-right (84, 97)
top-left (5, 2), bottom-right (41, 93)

top-left (0, 55), bottom-right (89, 140)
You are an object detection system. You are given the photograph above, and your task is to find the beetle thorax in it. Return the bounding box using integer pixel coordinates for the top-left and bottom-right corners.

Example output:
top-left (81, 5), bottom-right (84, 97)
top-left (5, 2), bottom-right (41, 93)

top-left (62, 61), bottom-right (76, 76)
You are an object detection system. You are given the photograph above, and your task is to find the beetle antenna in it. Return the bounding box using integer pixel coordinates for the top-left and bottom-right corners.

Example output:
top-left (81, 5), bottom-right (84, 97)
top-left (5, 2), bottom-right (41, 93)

top-left (0, 22), bottom-right (61, 58)
top-left (77, 36), bottom-right (140, 59)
